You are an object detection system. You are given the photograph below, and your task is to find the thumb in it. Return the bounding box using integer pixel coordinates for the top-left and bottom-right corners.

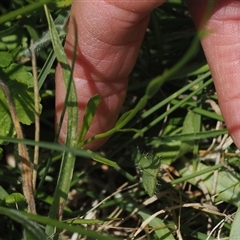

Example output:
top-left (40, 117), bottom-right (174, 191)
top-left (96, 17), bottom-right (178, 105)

top-left (187, 0), bottom-right (240, 149)
top-left (55, 0), bottom-right (165, 150)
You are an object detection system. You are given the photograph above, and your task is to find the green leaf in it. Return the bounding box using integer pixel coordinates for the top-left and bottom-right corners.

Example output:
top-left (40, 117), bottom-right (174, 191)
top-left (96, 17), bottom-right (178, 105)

top-left (0, 186), bottom-right (8, 200)
top-left (0, 63), bottom-right (41, 129)
top-left (230, 206), bottom-right (240, 239)
top-left (10, 46), bottom-right (22, 60)
top-left (77, 94), bottom-right (101, 147)
top-left (145, 72), bottom-right (167, 98)
top-left (134, 150), bottom-right (161, 197)
top-left (0, 62), bottom-right (41, 144)
top-left (88, 149), bottom-right (120, 168)
top-left (0, 106), bottom-right (14, 145)
top-left (5, 193), bottom-right (26, 209)
top-left (0, 207), bottom-right (47, 240)
top-left (56, 0), bottom-right (72, 8)
top-left (84, 96), bottom-right (148, 144)
top-left (0, 1), bottom-right (51, 24)
top-left (44, 6), bottom-right (78, 237)
top-left (177, 111), bottom-right (197, 158)
top-left (9, 82), bottom-right (38, 125)
top-left (21, 210), bottom-right (121, 240)
top-left (0, 26), bottom-right (28, 52)
top-left (5, 63), bottom-right (34, 87)
top-left (177, 159), bottom-right (240, 207)
top-left (0, 51), bottom-right (12, 67)
top-left (116, 96), bottom-right (148, 128)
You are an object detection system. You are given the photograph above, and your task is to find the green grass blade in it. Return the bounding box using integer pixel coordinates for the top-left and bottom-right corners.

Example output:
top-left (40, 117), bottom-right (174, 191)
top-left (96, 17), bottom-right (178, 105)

top-left (0, 1), bottom-right (51, 24)
top-left (171, 99), bottom-right (223, 121)
top-left (88, 149), bottom-right (135, 181)
top-left (0, 136), bottom-right (120, 168)
top-left (146, 129), bottom-right (228, 144)
top-left (173, 158), bottom-right (240, 206)
top-left (112, 78), bottom-right (213, 155)
top-left (21, 210), bottom-right (122, 240)
top-left (141, 71), bottom-right (211, 119)
top-left (38, 50), bottom-right (55, 90)
top-left (145, 32), bottom-right (202, 98)
top-left (85, 34), bottom-right (207, 147)
top-left (0, 207), bottom-right (47, 240)
top-left (230, 206), bottom-right (240, 239)
top-left (171, 157), bottom-right (238, 185)
top-left (44, 5), bottom-right (78, 237)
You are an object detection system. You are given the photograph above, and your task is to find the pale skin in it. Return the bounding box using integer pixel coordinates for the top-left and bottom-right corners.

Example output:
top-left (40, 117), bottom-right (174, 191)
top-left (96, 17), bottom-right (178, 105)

top-left (55, 0), bottom-right (240, 150)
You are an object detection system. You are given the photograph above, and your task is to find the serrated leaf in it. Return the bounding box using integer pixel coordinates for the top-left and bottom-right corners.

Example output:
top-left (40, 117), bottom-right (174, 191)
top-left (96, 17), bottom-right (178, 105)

top-left (0, 51), bottom-right (12, 67)
top-left (134, 150), bottom-right (161, 197)
top-left (5, 63), bottom-right (34, 87)
top-left (10, 82), bottom-right (39, 125)
top-left (0, 80), bottom-right (39, 125)
top-left (0, 64), bottom-right (41, 129)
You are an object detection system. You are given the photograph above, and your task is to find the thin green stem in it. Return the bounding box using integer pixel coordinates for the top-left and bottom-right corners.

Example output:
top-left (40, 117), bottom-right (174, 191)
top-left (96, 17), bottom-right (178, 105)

top-left (0, 1), bottom-right (51, 24)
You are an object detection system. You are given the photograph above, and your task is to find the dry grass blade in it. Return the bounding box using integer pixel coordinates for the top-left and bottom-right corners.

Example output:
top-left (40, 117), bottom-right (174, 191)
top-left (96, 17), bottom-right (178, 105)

top-left (133, 203), bottom-right (233, 238)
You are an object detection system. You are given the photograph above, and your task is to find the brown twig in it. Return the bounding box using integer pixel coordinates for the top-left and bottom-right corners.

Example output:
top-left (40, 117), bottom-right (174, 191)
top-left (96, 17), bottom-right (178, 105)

top-left (0, 80), bottom-right (36, 214)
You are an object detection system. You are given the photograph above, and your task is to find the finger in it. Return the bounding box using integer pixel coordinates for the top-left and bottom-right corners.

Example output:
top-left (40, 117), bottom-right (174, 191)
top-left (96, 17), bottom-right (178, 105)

top-left (187, 0), bottom-right (240, 149)
top-left (55, 0), bottom-right (165, 150)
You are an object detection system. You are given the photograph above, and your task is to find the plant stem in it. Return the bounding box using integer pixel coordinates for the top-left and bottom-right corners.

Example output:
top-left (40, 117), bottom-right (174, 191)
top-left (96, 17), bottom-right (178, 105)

top-left (0, 80), bottom-right (36, 214)
top-left (44, 6), bottom-right (78, 238)
top-left (31, 40), bottom-right (40, 191)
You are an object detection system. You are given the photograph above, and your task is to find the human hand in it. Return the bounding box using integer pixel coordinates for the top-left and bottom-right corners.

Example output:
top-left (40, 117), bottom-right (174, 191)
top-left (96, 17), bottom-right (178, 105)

top-left (55, 0), bottom-right (240, 150)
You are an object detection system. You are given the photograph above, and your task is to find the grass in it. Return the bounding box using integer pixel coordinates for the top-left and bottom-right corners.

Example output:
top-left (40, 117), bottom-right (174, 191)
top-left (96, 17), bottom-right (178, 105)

top-left (0, 0), bottom-right (239, 239)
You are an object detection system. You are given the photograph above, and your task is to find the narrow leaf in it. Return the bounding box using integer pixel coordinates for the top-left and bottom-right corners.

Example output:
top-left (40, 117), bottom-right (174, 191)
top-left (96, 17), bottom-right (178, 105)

top-left (0, 207), bottom-right (47, 240)
top-left (77, 94), bottom-right (101, 147)
top-left (21, 210), bottom-right (121, 240)
top-left (177, 111), bottom-right (198, 158)
top-left (230, 206), bottom-right (240, 239)
top-left (44, 6), bottom-right (78, 237)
